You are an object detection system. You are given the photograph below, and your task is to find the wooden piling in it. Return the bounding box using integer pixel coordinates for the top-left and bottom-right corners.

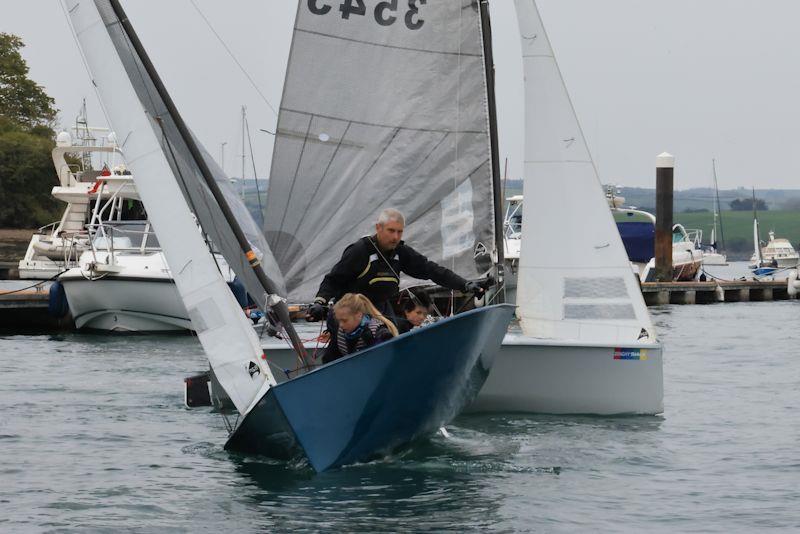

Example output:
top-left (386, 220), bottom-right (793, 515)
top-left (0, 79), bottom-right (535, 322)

top-left (655, 153), bottom-right (674, 282)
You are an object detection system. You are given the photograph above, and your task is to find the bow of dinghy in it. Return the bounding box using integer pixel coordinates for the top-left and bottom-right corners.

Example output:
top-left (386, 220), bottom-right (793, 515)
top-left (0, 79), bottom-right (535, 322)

top-left (225, 304), bottom-right (514, 472)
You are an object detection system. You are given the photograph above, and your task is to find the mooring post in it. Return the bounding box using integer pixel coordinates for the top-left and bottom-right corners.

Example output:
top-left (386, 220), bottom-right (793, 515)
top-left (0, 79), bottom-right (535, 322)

top-left (655, 153), bottom-right (675, 282)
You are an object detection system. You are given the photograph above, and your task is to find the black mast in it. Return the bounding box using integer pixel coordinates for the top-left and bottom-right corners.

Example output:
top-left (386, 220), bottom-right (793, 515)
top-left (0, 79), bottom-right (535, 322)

top-left (107, 0), bottom-right (309, 366)
top-left (479, 0), bottom-right (506, 298)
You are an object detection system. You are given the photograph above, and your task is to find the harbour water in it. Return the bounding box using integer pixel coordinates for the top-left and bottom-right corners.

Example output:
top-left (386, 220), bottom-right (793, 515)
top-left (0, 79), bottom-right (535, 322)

top-left (2, 289), bottom-right (799, 531)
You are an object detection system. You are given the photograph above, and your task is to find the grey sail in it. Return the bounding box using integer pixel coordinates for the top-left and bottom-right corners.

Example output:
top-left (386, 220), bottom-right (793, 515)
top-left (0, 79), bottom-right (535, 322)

top-left (92, 0), bottom-right (286, 305)
top-left (265, 0), bottom-right (498, 303)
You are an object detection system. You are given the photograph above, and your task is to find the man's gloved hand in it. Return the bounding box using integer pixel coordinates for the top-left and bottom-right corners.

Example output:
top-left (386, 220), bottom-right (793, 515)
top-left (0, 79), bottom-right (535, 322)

top-left (464, 280), bottom-right (485, 297)
top-left (306, 298), bottom-right (328, 322)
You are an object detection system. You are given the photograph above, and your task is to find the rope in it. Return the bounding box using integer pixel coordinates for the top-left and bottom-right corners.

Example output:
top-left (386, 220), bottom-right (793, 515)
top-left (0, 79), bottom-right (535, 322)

top-left (0, 269), bottom-right (70, 296)
top-left (243, 113), bottom-right (265, 214)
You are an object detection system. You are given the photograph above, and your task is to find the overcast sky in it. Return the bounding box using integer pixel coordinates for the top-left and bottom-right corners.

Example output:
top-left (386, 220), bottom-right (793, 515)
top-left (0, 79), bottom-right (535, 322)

top-left (4, 1), bottom-right (800, 190)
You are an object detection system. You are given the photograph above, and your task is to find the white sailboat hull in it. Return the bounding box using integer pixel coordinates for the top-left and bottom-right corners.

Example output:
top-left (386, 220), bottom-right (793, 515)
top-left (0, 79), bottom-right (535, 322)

top-left (60, 276), bottom-right (191, 332)
top-left (466, 337), bottom-right (663, 415)
top-left (258, 325), bottom-right (663, 415)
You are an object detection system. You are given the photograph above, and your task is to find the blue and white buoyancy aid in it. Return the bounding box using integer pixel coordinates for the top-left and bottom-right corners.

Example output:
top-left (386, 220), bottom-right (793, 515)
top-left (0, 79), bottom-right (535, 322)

top-left (336, 315), bottom-right (383, 356)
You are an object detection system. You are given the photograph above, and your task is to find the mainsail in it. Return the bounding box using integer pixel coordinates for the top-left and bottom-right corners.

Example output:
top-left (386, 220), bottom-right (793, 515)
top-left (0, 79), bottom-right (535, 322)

top-left (513, 0), bottom-right (654, 343)
top-left (65, 0), bottom-right (286, 413)
top-left (82, 2), bottom-right (285, 305)
top-left (265, 0), bottom-right (500, 303)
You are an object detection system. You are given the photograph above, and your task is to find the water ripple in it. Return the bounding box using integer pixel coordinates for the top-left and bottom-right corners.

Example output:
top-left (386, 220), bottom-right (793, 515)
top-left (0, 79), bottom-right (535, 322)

top-left (2, 282), bottom-right (800, 531)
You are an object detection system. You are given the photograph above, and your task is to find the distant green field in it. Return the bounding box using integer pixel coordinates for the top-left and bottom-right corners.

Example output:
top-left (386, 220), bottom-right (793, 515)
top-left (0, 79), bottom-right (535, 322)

top-left (676, 210), bottom-right (800, 256)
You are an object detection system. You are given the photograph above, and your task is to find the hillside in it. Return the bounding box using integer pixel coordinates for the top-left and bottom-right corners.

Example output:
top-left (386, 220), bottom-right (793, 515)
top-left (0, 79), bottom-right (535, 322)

top-left (675, 210), bottom-right (800, 258)
top-left (615, 186), bottom-right (800, 213)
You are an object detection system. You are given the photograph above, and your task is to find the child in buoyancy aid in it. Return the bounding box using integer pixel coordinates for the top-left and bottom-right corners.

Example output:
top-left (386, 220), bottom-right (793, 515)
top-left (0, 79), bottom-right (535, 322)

top-left (321, 293), bottom-right (398, 364)
top-left (395, 292), bottom-right (432, 334)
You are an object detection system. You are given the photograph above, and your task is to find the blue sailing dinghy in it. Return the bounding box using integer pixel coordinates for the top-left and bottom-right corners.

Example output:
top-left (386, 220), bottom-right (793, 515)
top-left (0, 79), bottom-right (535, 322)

top-left (70, 0), bottom-right (514, 472)
top-left (225, 304), bottom-right (514, 472)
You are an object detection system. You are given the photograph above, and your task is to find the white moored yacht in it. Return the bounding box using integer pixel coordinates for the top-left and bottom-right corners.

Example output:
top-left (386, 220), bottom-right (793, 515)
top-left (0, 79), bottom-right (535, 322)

top-left (57, 174), bottom-right (238, 332)
top-left (749, 230), bottom-right (799, 276)
top-left (757, 231), bottom-right (799, 268)
top-left (17, 129), bottom-right (134, 279)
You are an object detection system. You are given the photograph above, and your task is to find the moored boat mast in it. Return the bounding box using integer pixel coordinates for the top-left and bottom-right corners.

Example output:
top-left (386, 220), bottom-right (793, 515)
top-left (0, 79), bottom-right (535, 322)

top-left (711, 158), bottom-right (726, 253)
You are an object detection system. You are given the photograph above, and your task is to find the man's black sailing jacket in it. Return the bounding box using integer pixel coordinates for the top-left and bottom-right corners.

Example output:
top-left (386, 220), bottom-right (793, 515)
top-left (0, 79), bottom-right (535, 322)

top-left (315, 236), bottom-right (467, 308)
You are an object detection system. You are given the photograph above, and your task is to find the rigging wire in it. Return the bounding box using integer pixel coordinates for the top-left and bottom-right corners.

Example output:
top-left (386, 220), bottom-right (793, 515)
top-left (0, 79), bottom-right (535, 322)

top-left (187, 0), bottom-right (279, 118)
top-left (243, 113), bottom-right (265, 215)
top-left (62, 0), bottom-right (221, 266)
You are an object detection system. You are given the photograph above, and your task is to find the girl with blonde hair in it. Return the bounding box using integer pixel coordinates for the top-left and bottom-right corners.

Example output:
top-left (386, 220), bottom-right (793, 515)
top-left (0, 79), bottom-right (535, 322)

top-left (322, 293), bottom-right (398, 364)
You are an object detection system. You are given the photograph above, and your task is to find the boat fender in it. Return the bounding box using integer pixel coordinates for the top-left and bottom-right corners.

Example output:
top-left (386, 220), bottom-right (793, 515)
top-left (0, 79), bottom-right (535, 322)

top-left (48, 281), bottom-right (70, 318)
top-left (788, 270), bottom-right (799, 298)
top-left (227, 277), bottom-right (248, 308)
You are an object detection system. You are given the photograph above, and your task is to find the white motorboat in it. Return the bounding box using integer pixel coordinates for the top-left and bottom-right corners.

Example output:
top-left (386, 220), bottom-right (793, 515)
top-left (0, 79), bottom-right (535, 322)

top-left (62, 241), bottom-right (238, 332)
top-left (748, 189), bottom-right (798, 276)
top-left (57, 175), bottom-right (238, 332)
top-left (21, 118), bottom-right (208, 331)
top-left (749, 230), bottom-right (799, 274)
top-left (17, 127), bottom-right (134, 279)
top-left (60, 246), bottom-right (192, 332)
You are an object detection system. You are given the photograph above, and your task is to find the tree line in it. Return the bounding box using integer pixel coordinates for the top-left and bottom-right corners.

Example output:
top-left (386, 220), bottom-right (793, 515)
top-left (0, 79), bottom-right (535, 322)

top-left (0, 33), bottom-right (62, 228)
